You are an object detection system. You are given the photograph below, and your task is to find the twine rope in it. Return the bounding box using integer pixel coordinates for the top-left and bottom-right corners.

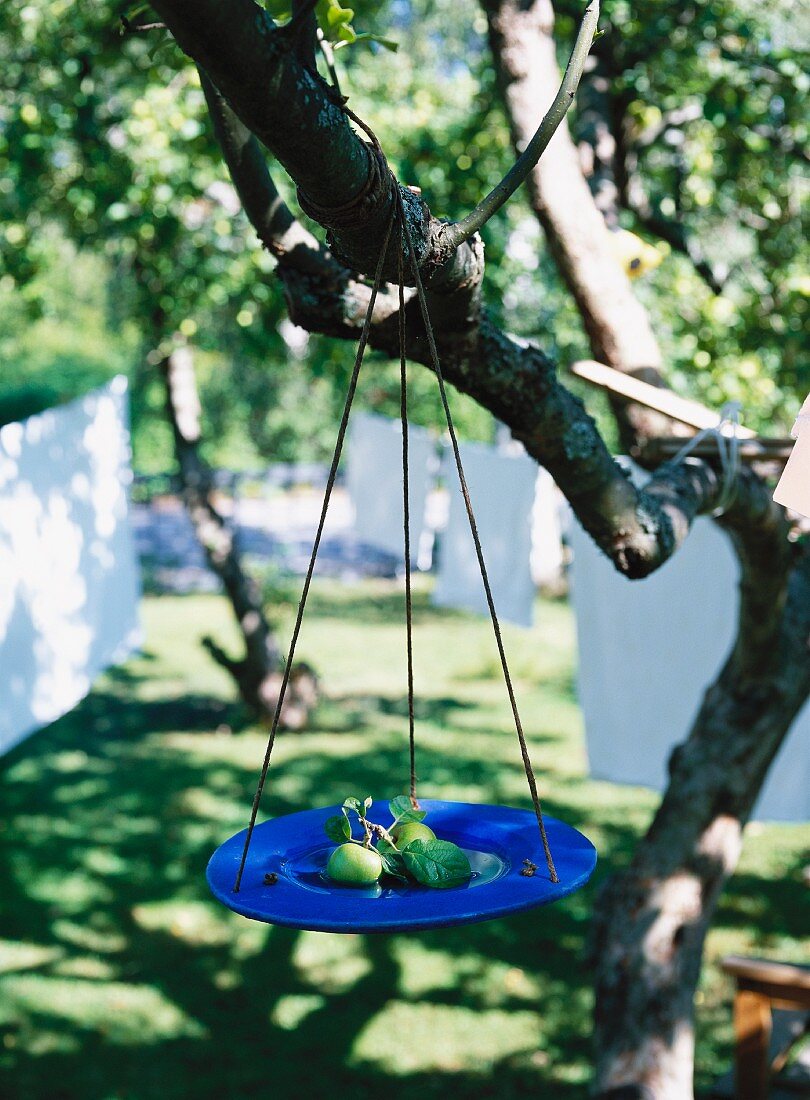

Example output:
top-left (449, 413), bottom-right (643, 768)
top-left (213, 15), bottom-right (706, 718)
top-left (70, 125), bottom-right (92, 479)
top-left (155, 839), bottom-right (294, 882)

top-left (233, 110), bottom-right (559, 889)
top-left (232, 212), bottom-right (395, 892)
top-left (668, 401), bottom-right (742, 517)
top-left (397, 221), bottom-right (419, 809)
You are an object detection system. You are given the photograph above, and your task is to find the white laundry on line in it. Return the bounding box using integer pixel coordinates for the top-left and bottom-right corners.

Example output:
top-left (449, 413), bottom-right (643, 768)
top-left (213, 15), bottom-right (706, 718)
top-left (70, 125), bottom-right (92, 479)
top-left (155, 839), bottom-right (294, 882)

top-left (569, 468), bottom-right (808, 823)
top-left (0, 377), bottom-right (142, 756)
top-left (531, 468), bottom-right (565, 588)
top-left (346, 411), bottom-right (434, 566)
top-left (432, 440), bottom-right (538, 627)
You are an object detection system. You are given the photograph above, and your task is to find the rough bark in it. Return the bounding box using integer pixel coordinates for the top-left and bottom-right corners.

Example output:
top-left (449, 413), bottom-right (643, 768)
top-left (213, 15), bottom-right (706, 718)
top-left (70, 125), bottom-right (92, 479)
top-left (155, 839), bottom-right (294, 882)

top-left (181, 34), bottom-right (784, 584)
top-left (161, 343), bottom-right (317, 730)
top-left (481, 2), bottom-right (808, 1096)
top-left (136, 4), bottom-right (808, 1094)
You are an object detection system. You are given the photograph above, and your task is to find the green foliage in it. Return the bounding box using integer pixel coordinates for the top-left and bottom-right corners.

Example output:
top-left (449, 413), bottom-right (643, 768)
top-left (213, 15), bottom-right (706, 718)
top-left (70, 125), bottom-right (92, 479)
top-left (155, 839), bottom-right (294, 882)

top-left (388, 794), bottom-right (426, 825)
top-left (324, 813), bottom-right (352, 843)
top-left (401, 838), bottom-right (472, 889)
top-left (0, 0), bottom-right (806, 468)
top-left (260, 0), bottom-right (398, 51)
top-left (555, 0), bottom-right (809, 430)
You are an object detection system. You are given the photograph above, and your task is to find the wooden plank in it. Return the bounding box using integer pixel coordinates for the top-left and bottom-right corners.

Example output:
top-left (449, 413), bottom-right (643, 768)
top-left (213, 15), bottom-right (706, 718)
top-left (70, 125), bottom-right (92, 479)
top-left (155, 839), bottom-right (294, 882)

top-left (734, 989), bottom-right (772, 1100)
top-left (641, 437), bottom-right (793, 465)
top-left (722, 957), bottom-right (810, 994)
top-left (571, 359), bottom-right (757, 438)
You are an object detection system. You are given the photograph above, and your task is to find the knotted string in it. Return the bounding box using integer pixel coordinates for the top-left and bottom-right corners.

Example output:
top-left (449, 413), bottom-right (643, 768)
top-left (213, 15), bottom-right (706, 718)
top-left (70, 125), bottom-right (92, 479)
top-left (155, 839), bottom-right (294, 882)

top-left (668, 401), bottom-right (742, 516)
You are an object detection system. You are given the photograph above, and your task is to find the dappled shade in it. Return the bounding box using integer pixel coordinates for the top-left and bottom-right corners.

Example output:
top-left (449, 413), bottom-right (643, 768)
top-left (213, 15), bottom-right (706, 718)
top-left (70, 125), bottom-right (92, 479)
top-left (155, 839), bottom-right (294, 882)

top-left (1, 583), bottom-right (805, 1098)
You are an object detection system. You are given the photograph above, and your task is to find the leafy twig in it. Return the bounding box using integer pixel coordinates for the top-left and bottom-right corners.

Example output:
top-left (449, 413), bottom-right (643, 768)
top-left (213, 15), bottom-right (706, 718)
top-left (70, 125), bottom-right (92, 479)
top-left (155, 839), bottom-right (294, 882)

top-left (440, 1), bottom-right (600, 250)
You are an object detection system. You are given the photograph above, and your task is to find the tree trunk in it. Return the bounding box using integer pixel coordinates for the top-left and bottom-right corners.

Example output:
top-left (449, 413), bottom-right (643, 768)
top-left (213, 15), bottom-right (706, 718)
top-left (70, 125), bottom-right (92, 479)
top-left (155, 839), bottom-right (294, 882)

top-left (160, 343), bottom-right (317, 730)
top-left (139, 4), bottom-right (808, 1090)
top-left (481, 2), bottom-right (810, 1095)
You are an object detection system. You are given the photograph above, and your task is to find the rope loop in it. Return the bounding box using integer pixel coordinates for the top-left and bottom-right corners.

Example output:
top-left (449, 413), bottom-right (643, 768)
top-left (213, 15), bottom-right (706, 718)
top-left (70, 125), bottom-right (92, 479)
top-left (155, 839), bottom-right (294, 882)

top-left (669, 401), bottom-right (742, 517)
top-left (296, 143), bottom-right (390, 231)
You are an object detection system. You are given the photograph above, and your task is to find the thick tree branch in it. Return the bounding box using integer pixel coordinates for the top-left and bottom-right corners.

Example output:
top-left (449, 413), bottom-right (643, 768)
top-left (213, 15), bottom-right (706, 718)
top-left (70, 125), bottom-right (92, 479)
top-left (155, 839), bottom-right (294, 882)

top-left (152, 0), bottom-right (483, 288)
top-left (193, 32), bottom-right (781, 581)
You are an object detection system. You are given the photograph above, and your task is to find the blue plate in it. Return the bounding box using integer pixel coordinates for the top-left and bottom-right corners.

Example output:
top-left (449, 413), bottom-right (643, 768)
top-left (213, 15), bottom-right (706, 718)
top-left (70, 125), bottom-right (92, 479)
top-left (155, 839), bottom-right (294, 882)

top-left (207, 800), bottom-right (597, 933)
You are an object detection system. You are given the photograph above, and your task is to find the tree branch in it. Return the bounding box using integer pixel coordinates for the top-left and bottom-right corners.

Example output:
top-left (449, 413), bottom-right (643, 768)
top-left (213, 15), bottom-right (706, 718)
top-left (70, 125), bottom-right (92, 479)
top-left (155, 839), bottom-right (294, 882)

top-left (190, 12), bottom-right (781, 581)
top-left (440, 0), bottom-right (600, 252)
top-left (627, 202), bottom-right (728, 295)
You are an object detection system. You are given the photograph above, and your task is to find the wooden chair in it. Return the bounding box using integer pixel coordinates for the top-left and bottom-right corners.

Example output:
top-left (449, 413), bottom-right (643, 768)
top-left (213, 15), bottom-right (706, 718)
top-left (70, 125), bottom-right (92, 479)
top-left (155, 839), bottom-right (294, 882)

top-left (720, 955), bottom-right (810, 1099)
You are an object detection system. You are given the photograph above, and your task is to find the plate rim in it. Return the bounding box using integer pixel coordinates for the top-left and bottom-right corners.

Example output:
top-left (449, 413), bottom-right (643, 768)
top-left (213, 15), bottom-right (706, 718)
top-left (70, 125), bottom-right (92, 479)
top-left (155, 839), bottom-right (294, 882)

top-left (206, 799), bottom-right (597, 933)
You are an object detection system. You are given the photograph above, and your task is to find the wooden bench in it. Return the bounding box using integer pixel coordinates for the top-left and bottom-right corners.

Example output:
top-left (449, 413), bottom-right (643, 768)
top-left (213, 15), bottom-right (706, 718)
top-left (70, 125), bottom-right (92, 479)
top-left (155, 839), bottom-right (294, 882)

top-left (720, 955), bottom-right (810, 1099)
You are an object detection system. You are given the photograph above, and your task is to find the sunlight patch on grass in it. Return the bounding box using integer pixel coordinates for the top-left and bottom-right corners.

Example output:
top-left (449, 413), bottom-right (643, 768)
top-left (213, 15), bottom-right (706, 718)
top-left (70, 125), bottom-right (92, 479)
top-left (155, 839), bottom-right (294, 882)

top-left (52, 956), bottom-right (118, 980)
top-left (132, 899), bottom-right (234, 947)
top-left (351, 1001), bottom-right (542, 1074)
top-left (176, 785), bottom-right (247, 825)
top-left (0, 940), bottom-right (61, 975)
top-left (18, 869), bottom-right (113, 912)
top-left (292, 932), bottom-right (373, 995)
top-left (0, 975), bottom-right (206, 1043)
top-left (271, 993), bottom-right (327, 1031)
top-left (52, 919), bottom-right (128, 956)
top-left (391, 941), bottom-right (544, 1006)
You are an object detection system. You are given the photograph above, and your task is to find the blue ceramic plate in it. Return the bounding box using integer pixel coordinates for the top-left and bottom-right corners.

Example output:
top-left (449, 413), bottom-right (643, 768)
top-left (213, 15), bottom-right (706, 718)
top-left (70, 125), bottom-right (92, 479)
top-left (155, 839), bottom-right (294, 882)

top-left (207, 800), bottom-right (597, 933)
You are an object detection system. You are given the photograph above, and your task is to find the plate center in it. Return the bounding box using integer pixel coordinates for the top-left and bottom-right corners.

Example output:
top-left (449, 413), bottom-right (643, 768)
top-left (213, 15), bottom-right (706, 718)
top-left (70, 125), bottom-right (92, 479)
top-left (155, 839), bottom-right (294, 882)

top-left (280, 843), bottom-right (510, 897)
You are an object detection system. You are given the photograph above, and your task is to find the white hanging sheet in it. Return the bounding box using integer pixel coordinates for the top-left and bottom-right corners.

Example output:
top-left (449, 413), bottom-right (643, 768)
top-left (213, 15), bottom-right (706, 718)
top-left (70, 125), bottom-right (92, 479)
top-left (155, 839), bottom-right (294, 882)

top-left (346, 412), bottom-right (434, 566)
top-left (569, 460), bottom-right (809, 822)
top-left (773, 393), bottom-right (810, 518)
top-left (531, 468), bottom-right (565, 587)
top-left (432, 441), bottom-right (537, 627)
top-left (0, 377), bottom-right (142, 755)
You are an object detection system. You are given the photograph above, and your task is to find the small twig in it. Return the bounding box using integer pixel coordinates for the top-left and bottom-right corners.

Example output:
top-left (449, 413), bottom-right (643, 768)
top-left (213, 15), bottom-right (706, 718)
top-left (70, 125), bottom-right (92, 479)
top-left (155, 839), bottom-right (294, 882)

top-left (441, 1), bottom-right (600, 251)
top-left (120, 16), bottom-right (167, 33)
top-left (317, 27), bottom-right (343, 99)
top-left (359, 817), bottom-right (399, 850)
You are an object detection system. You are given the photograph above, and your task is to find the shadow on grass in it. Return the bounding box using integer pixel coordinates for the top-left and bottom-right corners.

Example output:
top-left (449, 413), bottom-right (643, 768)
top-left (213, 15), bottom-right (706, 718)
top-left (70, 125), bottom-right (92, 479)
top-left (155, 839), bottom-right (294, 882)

top-left (302, 582), bottom-right (454, 627)
top-left (0, 668), bottom-right (603, 1100)
top-left (3, 617), bottom-right (795, 1100)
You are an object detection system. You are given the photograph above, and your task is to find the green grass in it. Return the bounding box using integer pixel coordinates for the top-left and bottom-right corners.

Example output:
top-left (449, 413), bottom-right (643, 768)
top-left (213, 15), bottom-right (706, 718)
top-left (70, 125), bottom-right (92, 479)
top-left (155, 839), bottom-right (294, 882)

top-left (1, 581), bottom-right (807, 1099)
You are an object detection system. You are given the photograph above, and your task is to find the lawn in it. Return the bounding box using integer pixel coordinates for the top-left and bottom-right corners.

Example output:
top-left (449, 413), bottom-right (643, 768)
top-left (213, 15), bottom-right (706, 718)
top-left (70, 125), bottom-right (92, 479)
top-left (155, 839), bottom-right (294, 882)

top-left (1, 581), bottom-right (807, 1099)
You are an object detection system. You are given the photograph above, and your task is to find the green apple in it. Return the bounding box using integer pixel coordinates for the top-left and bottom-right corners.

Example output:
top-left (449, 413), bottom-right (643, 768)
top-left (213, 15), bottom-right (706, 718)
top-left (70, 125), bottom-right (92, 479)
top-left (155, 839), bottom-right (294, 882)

top-left (326, 843), bottom-right (383, 885)
top-left (390, 822), bottom-right (436, 848)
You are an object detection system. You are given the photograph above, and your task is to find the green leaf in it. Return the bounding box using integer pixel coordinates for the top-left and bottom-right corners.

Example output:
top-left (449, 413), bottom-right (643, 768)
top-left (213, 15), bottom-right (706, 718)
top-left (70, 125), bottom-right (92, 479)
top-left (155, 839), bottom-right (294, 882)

top-left (324, 815), bottom-right (351, 844)
top-left (342, 796), bottom-right (363, 816)
top-left (388, 796), bottom-right (426, 827)
top-left (334, 31), bottom-right (398, 51)
top-left (378, 850), bottom-right (408, 882)
top-left (402, 840), bottom-right (471, 889)
top-left (123, 2), bottom-right (150, 20)
top-left (363, 796), bottom-right (373, 815)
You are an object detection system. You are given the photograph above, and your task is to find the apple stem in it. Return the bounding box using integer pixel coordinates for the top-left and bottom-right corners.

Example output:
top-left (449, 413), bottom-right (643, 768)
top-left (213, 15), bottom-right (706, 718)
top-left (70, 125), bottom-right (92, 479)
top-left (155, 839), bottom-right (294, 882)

top-left (357, 815), bottom-right (398, 851)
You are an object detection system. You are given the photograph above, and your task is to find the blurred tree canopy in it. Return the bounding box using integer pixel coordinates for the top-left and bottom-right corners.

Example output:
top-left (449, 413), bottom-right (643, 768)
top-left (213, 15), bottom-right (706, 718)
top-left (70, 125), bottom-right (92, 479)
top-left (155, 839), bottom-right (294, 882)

top-left (0, 0), bottom-right (806, 472)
